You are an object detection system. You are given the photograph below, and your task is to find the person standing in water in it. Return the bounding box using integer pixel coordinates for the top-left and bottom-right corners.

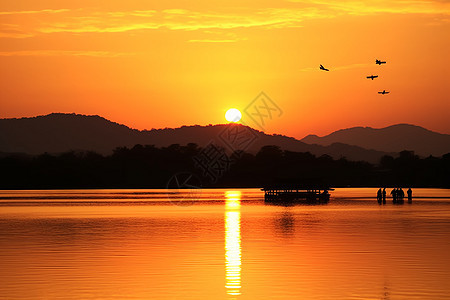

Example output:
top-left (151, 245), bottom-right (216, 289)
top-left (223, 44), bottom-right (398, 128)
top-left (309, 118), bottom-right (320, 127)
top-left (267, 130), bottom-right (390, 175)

top-left (382, 188), bottom-right (386, 204)
top-left (391, 188), bottom-right (397, 203)
top-left (407, 188), bottom-right (413, 203)
top-left (399, 188), bottom-right (405, 202)
top-left (377, 188), bottom-right (382, 204)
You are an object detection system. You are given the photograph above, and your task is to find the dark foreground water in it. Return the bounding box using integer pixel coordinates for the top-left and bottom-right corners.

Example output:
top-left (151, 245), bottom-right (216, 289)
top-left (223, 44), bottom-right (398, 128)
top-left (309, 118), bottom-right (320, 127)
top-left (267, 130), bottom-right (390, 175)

top-left (0, 188), bottom-right (450, 300)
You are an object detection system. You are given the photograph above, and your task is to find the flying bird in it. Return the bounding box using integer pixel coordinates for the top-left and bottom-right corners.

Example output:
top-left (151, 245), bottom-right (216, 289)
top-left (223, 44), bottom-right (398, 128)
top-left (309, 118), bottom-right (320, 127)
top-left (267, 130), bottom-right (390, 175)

top-left (378, 90), bottom-right (390, 94)
top-left (376, 59), bottom-right (386, 65)
top-left (319, 64), bottom-right (329, 71)
top-left (367, 75), bottom-right (378, 80)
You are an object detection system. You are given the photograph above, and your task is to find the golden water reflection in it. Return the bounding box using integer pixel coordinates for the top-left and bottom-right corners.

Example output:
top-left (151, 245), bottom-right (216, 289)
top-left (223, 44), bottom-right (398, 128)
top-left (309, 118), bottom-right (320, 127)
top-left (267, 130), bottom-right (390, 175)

top-left (225, 191), bottom-right (241, 297)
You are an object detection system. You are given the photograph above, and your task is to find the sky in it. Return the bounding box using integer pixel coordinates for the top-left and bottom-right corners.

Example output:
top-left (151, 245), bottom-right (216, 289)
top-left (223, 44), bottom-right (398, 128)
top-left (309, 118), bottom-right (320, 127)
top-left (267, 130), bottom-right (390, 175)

top-left (1, 0), bottom-right (449, 138)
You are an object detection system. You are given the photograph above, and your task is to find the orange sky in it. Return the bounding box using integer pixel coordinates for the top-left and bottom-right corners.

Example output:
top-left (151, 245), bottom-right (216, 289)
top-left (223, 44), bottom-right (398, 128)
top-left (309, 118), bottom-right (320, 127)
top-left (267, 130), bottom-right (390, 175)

top-left (1, 0), bottom-right (449, 138)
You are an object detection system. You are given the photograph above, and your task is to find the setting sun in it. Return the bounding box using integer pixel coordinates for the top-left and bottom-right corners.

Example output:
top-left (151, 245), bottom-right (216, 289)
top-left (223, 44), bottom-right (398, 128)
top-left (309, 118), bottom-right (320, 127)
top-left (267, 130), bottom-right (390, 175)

top-left (225, 108), bottom-right (242, 123)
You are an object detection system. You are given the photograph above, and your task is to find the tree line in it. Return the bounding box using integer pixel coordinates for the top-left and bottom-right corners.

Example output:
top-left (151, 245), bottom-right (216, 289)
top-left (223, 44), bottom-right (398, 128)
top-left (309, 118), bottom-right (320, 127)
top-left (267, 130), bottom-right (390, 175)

top-left (0, 144), bottom-right (448, 189)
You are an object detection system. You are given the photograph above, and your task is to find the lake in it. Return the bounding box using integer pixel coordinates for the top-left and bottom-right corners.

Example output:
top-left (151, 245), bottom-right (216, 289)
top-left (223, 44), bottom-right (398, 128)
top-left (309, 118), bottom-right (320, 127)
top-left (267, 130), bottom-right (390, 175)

top-left (1, 188), bottom-right (450, 299)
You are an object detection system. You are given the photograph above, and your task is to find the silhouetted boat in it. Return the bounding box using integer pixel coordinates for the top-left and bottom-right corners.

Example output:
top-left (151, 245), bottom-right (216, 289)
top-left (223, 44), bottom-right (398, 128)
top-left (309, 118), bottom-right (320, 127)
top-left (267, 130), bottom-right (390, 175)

top-left (262, 184), bottom-right (333, 204)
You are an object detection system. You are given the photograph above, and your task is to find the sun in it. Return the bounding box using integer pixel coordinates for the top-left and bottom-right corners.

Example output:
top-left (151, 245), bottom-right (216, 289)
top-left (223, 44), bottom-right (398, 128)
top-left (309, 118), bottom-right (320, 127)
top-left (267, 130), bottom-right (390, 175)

top-left (225, 108), bottom-right (242, 123)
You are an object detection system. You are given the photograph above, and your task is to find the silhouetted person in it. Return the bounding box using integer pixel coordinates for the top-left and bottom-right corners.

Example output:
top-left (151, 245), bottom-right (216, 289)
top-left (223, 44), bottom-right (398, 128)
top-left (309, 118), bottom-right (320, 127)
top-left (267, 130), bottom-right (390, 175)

top-left (377, 188), bottom-right (382, 204)
top-left (382, 188), bottom-right (386, 204)
top-left (399, 188), bottom-right (405, 202)
top-left (407, 188), bottom-right (413, 203)
top-left (391, 188), bottom-right (397, 203)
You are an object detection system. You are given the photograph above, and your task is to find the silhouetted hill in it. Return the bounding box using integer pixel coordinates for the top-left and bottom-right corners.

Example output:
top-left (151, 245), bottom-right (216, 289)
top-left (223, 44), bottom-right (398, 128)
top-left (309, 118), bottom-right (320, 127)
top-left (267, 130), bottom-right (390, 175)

top-left (142, 125), bottom-right (390, 163)
top-left (301, 124), bottom-right (450, 157)
top-left (0, 113), bottom-right (144, 155)
top-left (0, 113), bottom-right (394, 163)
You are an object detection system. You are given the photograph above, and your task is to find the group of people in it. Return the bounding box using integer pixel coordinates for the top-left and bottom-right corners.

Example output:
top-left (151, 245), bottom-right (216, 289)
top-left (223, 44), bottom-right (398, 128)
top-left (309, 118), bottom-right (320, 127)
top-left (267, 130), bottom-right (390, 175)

top-left (377, 187), bottom-right (412, 204)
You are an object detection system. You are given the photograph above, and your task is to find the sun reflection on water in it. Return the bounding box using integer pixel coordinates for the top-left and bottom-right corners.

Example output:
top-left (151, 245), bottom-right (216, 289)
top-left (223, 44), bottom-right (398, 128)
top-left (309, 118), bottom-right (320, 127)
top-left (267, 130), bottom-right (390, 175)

top-left (225, 191), bottom-right (242, 297)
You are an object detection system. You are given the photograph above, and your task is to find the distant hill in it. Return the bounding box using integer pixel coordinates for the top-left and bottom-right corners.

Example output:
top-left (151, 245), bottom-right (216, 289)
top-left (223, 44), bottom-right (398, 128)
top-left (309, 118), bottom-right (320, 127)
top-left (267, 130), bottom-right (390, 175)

top-left (0, 113), bottom-right (396, 163)
top-left (301, 124), bottom-right (450, 157)
top-left (0, 113), bottom-right (144, 155)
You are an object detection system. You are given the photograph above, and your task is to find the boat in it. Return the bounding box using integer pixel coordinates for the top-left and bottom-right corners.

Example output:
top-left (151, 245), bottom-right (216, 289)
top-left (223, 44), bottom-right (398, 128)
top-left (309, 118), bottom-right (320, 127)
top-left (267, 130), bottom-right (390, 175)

top-left (262, 184), bottom-right (333, 204)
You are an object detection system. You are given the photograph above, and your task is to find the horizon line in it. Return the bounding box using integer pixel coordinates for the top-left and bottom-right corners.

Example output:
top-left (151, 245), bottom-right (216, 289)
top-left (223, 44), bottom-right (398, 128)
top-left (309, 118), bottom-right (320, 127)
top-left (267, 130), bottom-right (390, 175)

top-left (0, 112), bottom-right (448, 137)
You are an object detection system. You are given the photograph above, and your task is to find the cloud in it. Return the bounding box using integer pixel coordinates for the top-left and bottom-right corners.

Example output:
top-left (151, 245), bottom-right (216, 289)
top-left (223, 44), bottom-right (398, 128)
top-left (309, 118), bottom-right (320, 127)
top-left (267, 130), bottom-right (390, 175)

top-left (0, 23), bottom-right (35, 38)
top-left (0, 7), bottom-right (340, 38)
top-left (1, 2), bottom-right (448, 41)
top-left (0, 9), bottom-right (70, 15)
top-left (288, 0), bottom-right (450, 16)
top-left (35, 10), bottom-right (301, 34)
top-left (0, 32), bottom-right (34, 38)
top-left (0, 50), bottom-right (132, 57)
top-left (188, 39), bottom-right (241, 43)
top-left (32, 4), bottom-right (450, 36)
top-left (104, 10), bottom-right (157, 18)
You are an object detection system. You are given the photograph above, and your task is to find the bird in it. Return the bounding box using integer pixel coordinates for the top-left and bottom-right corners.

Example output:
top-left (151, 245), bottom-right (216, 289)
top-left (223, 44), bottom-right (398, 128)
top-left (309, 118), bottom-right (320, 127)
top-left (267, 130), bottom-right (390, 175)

top-left (378, 90), bottom-right (390, 94)
top-left (367, 75), bottom-right (378, 80)
top-left (376, 59), bottom-right (386, 65)
top-left (319, 64), bottom-right (329, 71)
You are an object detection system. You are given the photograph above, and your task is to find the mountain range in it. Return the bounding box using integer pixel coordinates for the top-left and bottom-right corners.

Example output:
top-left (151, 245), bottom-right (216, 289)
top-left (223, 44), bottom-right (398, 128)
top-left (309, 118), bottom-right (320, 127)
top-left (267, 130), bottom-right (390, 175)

top-left (0, 113), bottom-right (449, 163)
top-left (301, 124), bottom-right (450, 157)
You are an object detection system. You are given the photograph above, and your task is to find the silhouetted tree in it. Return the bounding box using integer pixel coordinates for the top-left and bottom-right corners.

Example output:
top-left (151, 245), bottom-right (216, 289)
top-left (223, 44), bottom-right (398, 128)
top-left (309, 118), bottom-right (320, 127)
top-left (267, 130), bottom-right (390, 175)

top-left (0, 145), bottom-right (448, 189)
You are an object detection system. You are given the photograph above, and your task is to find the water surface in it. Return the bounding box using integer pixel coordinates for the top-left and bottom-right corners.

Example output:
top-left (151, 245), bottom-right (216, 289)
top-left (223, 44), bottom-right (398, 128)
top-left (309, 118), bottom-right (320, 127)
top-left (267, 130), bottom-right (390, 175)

top-left (1, 188), bottom-right (449, 299)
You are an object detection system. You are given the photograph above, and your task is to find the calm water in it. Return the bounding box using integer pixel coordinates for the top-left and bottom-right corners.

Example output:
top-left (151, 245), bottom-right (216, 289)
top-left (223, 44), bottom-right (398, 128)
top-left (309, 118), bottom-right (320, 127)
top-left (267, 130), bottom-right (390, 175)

top-left (1, 188), bottom-right (450, 299)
